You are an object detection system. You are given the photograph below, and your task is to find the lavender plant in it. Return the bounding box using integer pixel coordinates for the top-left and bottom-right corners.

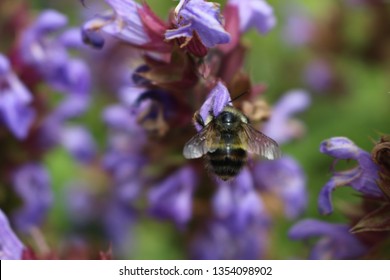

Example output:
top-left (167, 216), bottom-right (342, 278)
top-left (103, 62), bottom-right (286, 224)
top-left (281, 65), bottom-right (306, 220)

top-left (1, 0), bottom-right (388, 260)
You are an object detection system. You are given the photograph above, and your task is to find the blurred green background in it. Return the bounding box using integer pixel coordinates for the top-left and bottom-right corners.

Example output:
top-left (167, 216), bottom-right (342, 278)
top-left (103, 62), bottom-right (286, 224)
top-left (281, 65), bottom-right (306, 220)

top-left (20, 0), bottom-right (390, 259)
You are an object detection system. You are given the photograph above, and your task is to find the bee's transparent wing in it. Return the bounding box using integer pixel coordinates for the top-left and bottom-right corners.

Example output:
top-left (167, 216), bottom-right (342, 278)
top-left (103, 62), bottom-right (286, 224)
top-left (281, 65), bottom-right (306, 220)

top-left (183, 125), bottom-right (218, 159)
top-left (241, 124), bottom-right (281, 160)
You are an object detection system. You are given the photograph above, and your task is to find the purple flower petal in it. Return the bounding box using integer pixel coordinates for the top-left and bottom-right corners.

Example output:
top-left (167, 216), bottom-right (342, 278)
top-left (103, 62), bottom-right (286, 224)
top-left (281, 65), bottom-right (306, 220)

top-left (0, 54), bottom-right (35, 139)
top-left (104, 201), bottom-right (136, 255)
top-left (227, 0), bottom-right (276, 34)
top-left (198, 81), bottom-right (231, 130)
top-left (64, 182), bottom-right (97, 224)
top-left (0, 54), bottom-right (11, 74)
top-left (103, 104), bottom-right (145, 134)
top-left (213, 168), bottom-right (267, 233)
top-left (47, 58), bottom-right (91, 96)
top-left (320, 137), bottom-right (360, 159)
top-left (283, 11), bottom-right (313, 46)
top-left (60, 126), bottom-right (97, 163)
top-left (0, 95), bottom-right (36, 139)
top-left (148, 166), bottom-right (197, 226)
top-left (165, 0), bottom-right (230, 48)
top-left (289, 219), bottom-right (368, 259)
top-left (34, 9), bottom-right (68, 33)
top-left (304, 59), bottom-right (333, 92)
top-left (12, 164), bottom-right (53, 233)
top-left (82, 0), bottom-right (149, 47)
top-left (59, 28), bottom-right (85, 49)
top-left (190, 222), bottom-right (232, 259)
top-left (191, 219), bottom-right (268, 260)
top-left (53, 94), bottom-right (90, 120)
top-left (262, 89), bottom-right (310, 144)
top-left (318, 137), bottom-right (382, 214)
top-left (253, 156), bottom-right (307, 219)
top-left (0, 209), bottom-right (25, 260)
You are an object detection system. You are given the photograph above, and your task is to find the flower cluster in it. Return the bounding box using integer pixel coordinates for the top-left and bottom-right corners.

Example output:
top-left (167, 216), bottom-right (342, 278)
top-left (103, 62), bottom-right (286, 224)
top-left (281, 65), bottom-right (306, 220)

top-left (80, 0), bottom-right (309, 259)
top-left (0, 0), bottom-right (312, 260)
top-left (0, 5), bottom-right (97, 259)
top-left (289, 136), bottom-right (390, 259)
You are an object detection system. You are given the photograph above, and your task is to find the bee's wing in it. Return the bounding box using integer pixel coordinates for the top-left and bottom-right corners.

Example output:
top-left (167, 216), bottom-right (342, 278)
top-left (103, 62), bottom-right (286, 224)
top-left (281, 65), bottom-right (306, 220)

top-left (241, 124), bottom-right (281, 160)
top-left (183, 125), bottom-right (219, 159)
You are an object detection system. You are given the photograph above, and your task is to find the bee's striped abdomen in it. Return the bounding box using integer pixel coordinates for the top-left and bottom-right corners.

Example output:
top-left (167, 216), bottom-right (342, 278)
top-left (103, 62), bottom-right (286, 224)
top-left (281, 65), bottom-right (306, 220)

top-left (206, 147), bottom-right (247, 181)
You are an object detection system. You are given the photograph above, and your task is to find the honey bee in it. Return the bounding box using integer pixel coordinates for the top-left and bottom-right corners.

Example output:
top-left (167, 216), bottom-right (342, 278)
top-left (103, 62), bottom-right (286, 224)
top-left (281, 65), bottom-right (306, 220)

top-left (183, 105), bottom-right (281, 181)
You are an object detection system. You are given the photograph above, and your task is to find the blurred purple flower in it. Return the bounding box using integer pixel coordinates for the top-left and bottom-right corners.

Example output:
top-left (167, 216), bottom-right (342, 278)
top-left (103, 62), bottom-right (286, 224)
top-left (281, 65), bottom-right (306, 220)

top-left (227, 0), bottom-right (276, 34)
top-left (318, 137), bottom-right (382, 215)
top-left (304, 59), bottom-right (333, 92)
top-left (20, 9), bottom-right (91, 118)
top-left (0, 209), bottom-right (25, 260)
top-left (104, 201), bottom-right (137, 255)
top-left (103, 141), bottom-right (145, 203)
top-left (12, 163), bottom-right (53, 233)
top-left (148, 166), bottom-right (197, 226)
top-left (213, 168), bottom-right (268, 232)
top-left (262, 89), bottom-right (310, 144)
top-left (82, 0), bottom-right (149, 48)
top-left (165, 0), bottom-right (230, 48)
top-left (253, 156), bottom-right (307, 219)
top-left (103, 104), bottom-right (147, 172)
top-left (53, 94), bottom-right (91, 121)
top-left (289, 219), bottom-right (368, 259)
top-left (64, 182), bottom-right (97, 225)
top-left (197, 81), bottom-right (231, 131)
top-left (191, 219), bottom-right (268, 259)
top-left (191, 169), bottom-right (270, 259)
top-left (59, 125), bottom-right (97, 164)
top-left (103, 104), bottom-right (143, 133)
top-left (0, 53), bottom-right (35, 139)
top-left (283, 12), bottom-right (313, 46)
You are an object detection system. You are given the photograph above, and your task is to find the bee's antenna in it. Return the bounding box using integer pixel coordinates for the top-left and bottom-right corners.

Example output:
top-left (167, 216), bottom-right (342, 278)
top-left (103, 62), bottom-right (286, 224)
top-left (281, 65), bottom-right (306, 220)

top-left (228, 91), bottom-right (248, 103)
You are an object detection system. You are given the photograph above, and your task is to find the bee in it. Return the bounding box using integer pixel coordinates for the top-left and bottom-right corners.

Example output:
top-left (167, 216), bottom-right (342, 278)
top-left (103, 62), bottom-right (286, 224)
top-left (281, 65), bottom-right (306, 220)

top-left (183, 105), bottom-right (281, 181)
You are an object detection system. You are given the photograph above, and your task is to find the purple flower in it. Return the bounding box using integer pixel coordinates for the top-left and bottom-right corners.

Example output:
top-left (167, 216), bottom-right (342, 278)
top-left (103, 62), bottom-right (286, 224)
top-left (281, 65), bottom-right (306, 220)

top-left (303, 59), bottom-right (333, 92)
top-left (82, 0), bottom-right (149, 48)
top-left (253, 156), bottom-right (307, 219)
top-left (318, 137), bottom-right (382, 215)
top-left (289, 219), bottom-right (368, 259)
top-left (0, 209), bottom-right (25, 260)
top-left (53, 93), bottom-right (91, 121)
top-left (197, 81), bottom-right (231, 131)
top-left (20, 9), bottom-right (68, 70)
top-left (83, 0), bottom-right (171, 51)
top-left (283, 11), bottom-right (313, 46)
top-left (262, 90), bottom-right (310, 144)
top-left (59, 125), bottom-right (97, 164)
top-left (227, 0), bottom-right (276, 34)
top-left (12, 163), bottom-right (53, 233)
top-left (148, 166), bottom-right (197, 226)
top-left (103, 103), bottom-right (148, 208)
top-left (104, 201), bottom-right (137, 256)
top-left (64, 182), bottom-right (97, 225)
top-left (192, 168), bottom-right (270, 259)
top-left (20, 9), bottom-right (91, 113)
top-left (0, 53), bottom-right (35, 139)
top-left (103, 104), bottom-right (144, 133)
top-left (213, 168), bottom-right (268, 232)
top-left (165, 0), bottom-right (230, 48)
top-left (191, 220), bottom-right (268, 259)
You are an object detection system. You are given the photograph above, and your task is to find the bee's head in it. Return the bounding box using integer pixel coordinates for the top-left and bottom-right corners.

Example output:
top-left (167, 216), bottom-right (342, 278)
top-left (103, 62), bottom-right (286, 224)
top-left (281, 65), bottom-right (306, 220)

top-left (219, 110), bottom-right (237, 125)
top-left (214, 106), bottom-right (247, 130)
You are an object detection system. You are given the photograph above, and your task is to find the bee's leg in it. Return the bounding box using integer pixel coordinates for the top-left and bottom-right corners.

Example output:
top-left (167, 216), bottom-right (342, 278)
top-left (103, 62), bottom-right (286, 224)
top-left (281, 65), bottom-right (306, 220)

top-left (193, 111), bottom-right (205, 128)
